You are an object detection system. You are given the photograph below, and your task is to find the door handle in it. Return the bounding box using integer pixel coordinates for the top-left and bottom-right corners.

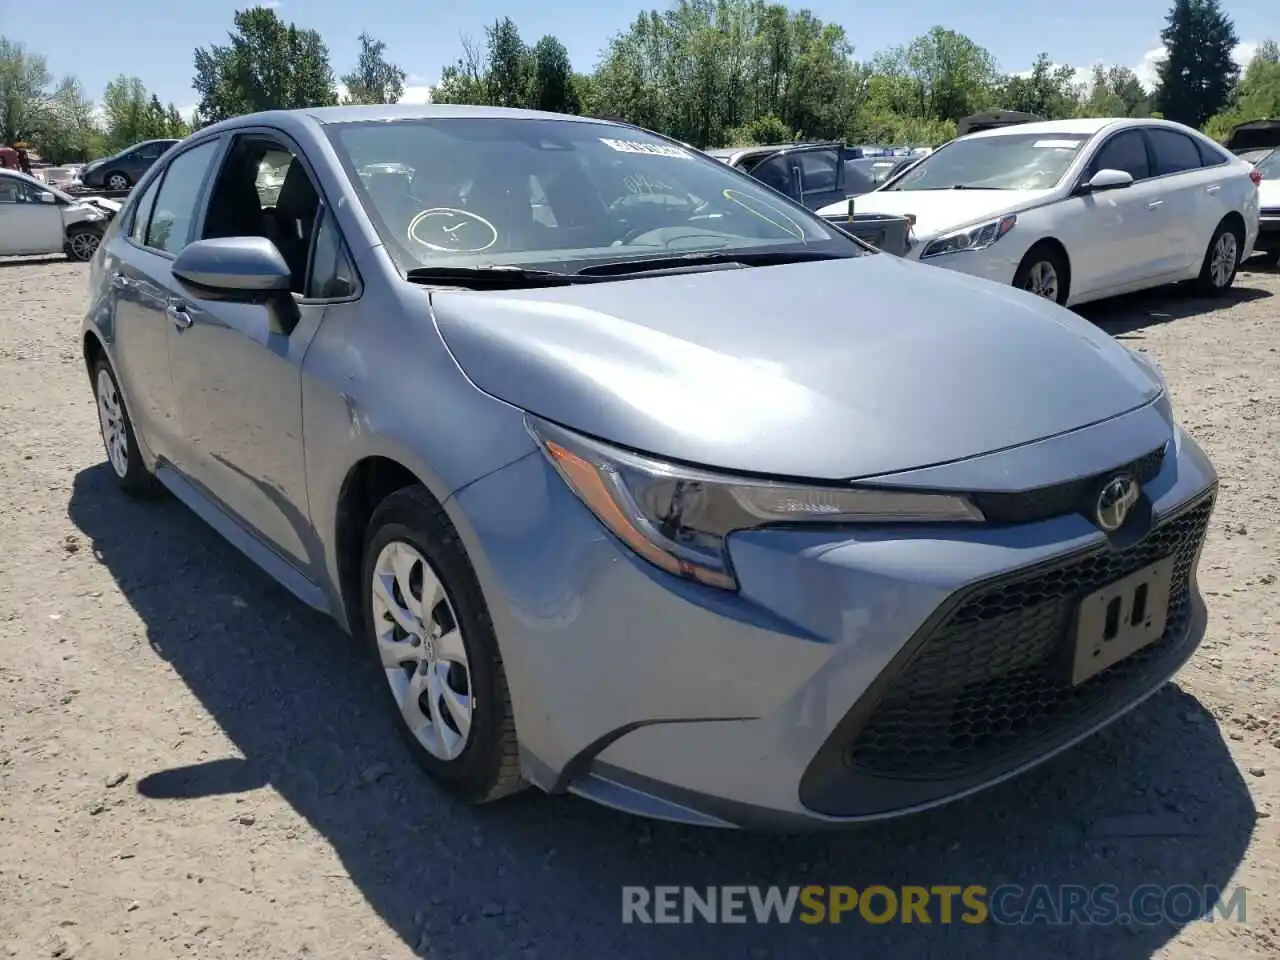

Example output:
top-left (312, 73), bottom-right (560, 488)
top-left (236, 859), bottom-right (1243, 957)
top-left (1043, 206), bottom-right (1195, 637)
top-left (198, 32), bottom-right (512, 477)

top-left (1206, 185), bottom-right (1221, 194)
top-left (165, 301), bottom-right (194, 330)
top-left (1146, 200), bottom-right (1164, 209)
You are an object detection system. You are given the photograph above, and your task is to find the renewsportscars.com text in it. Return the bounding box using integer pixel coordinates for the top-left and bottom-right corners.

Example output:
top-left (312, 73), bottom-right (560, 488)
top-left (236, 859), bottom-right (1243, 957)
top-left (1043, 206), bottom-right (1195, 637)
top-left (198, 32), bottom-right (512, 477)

top-left (621, 884), bottom-right (1248, 925)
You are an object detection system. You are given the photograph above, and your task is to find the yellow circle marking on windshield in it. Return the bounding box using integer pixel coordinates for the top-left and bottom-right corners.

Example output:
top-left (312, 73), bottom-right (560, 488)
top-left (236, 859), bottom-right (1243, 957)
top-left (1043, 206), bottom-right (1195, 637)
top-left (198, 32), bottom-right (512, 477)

top-left (408, 208), bottom-right (498, 253)
top-left (722, 188), bottom-right (806, 241)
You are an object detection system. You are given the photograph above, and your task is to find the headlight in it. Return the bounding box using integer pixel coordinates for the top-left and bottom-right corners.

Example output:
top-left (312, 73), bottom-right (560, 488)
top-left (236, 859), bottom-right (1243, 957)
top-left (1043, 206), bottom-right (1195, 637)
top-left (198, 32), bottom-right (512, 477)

top-left (527, 416), bottom-right (984, 591)
top-left (920, 215), bottom-right (1017, 259)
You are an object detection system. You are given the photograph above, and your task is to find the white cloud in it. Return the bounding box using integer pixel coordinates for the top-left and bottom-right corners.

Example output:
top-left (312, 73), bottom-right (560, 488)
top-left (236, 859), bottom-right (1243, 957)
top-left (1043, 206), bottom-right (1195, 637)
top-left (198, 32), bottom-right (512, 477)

top-left (178, 104), bottom-right (198, 123)
top-left (1132, 40), bottom-right (1258, 91)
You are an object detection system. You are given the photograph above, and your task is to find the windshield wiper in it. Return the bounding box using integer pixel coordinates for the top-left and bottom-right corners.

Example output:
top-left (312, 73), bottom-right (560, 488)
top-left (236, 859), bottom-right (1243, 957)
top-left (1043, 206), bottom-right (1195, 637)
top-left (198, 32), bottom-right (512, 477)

top-left (404, 265), bottom-right (580, 289)
top-left (575, 249), bottom-right (850, 278)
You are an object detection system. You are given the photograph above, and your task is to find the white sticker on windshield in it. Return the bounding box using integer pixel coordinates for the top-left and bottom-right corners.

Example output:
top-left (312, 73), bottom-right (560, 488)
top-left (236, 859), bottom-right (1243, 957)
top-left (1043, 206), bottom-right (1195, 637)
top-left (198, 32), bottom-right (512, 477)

top-left (600, 137), bottom-right (692, 159)
top-left (1033, 139), bottom-right (1082, 149)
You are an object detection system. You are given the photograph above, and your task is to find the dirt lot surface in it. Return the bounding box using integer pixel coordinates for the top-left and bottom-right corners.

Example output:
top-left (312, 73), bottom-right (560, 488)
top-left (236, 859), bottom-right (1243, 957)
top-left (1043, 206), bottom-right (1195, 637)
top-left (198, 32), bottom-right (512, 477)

top-left (0, 255), bottom-right (1278, 959)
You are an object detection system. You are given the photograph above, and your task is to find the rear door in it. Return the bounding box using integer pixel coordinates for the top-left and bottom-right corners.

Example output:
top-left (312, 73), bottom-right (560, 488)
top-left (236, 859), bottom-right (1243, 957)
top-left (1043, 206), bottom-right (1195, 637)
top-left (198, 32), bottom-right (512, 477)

top-left (102, 137), bottom-right (224, 461)
top-left (1142, 126), bottom-right (1216, 272)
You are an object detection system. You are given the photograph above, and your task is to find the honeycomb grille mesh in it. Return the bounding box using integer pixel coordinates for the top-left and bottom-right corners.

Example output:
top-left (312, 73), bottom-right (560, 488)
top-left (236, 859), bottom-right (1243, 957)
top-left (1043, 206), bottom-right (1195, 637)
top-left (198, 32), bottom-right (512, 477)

top-left (845, 495), bottom-right (1213, 780)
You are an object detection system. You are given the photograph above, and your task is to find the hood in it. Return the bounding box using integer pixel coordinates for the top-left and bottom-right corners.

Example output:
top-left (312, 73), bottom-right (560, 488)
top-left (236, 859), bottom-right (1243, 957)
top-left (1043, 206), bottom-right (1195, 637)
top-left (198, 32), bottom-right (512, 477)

top-left (817, 188), bottom-right (1055, 241)
top-left (431, 255), bottom-right (1161, 481)
top-left (1259, 178), bottom-right (1280, 209)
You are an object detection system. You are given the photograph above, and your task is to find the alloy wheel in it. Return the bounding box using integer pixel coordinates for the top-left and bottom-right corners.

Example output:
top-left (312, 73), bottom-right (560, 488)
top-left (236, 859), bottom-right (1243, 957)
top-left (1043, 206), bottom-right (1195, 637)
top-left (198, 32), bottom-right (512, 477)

top-left (371, 540), bottom-right (474, 761)
top-left (106, 174), bottom-right (129, 191)
top-left (95, 368), bottom-right (128, 478)
top-left (69, 231), bottom-right (99, 261)
top-left (1022, 260), bottom-right (1059, 301)
top-left (1210, 232), bottom-right (1238, 289)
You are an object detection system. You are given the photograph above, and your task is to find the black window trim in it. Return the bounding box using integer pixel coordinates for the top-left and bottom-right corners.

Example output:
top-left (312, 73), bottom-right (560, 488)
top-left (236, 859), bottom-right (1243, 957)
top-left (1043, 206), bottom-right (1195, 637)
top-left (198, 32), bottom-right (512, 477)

top-left (122, 133), bottom-right (227, 261)
top-left (299, 200), bottom-right (363, 305)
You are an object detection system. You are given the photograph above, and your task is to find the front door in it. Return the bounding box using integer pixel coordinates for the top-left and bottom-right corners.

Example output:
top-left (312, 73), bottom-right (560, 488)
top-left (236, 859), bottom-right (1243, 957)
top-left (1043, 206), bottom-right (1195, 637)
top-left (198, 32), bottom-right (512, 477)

top-left (165, 132), bottom-right (326, 569)
top-left (0, 175), bottom-right (64, 255)
top-left (1064, 129), bottom-right (1167, 296)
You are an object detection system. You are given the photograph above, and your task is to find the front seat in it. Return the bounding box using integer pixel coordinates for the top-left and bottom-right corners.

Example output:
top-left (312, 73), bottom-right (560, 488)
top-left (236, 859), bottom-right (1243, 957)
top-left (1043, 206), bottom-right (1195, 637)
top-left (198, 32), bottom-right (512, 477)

top-left (270, 162), bottom-right (319, 291)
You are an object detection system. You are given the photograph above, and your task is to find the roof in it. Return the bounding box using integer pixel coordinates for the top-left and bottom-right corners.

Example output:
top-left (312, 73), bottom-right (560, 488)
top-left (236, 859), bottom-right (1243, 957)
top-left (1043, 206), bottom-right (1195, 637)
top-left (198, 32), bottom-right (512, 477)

top-left (964, 117), bottom-right (1119, 139)
top-left (302, 103), bottom-right (614, 125)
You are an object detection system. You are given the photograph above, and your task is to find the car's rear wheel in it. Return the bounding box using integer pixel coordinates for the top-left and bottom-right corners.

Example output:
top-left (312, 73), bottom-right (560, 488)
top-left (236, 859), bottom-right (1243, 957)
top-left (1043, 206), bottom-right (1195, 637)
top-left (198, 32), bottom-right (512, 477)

top-left (1195, 219), bottom-right (1243, 295)
top-left (104, 171), bottom-right (131, 192)
top-left (360, 486), bottom-right (525, 805)
top-left (1013, 244), bottom-right (1070, 305)
top-left (66, 226), bottom-right (101, 262)
top-left (92, 357), bottom-right (160, 496)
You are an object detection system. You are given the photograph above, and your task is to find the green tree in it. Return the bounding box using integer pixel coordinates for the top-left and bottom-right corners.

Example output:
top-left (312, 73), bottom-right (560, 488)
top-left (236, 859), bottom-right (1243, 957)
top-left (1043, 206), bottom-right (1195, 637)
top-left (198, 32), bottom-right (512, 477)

top-left (896, 26), bottom-right (999, 122)
top-left (0, 37), bottom-right (52, 145)
top-left (485, 17), bottom-right (530, 108)
top-left (996, 54), bottom-right (1082, 119)
top-left (1153, 0), bottom-right (1239, 127)
top-left (528, 35), bottom-right (577, 113)
top-left (340, 32), bottom-right (406, 105)
top-left (1079, 65), bottom-right (1128, 117)
top-left (1204, 41), bottom-right (1280, 139)
top-left (431, 36), bottom-right (488, 105)
top-left (193, 6), bottom-right (337, 122)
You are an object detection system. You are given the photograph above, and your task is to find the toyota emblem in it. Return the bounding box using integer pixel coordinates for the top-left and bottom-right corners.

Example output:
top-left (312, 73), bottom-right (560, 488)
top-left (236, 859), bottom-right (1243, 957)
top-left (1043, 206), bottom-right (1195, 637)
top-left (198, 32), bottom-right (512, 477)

top-left (1095, 473), bottom-right (1140, 532)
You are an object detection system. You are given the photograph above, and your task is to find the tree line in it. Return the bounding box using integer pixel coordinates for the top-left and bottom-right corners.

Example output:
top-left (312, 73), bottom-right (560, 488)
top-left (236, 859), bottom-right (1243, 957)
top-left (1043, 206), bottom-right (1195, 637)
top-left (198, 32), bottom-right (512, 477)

top-left (2, 0), bottom-right (1278, 163)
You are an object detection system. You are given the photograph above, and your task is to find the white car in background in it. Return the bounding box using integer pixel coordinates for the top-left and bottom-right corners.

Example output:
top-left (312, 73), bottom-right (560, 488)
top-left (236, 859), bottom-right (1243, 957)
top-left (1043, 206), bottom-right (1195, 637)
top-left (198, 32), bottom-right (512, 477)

top-left (1244, 147), bottom-right (1280, 266)
top-left (0, 168), bottom-right (115, 261)
top-left (817, 118), bottom-right (1262, 306)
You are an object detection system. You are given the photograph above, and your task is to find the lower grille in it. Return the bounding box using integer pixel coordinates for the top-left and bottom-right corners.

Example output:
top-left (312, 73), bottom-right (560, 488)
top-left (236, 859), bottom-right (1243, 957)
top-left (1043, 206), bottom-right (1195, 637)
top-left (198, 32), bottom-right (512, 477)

top-left (842, 495), bottom-right (1212, 782)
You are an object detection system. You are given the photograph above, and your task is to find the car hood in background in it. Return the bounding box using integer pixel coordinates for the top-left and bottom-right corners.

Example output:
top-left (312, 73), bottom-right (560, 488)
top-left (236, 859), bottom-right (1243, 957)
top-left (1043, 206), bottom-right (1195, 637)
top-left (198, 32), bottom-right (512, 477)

top-left (816, 188), bottom-right (1056, 241)
top-left (431, 255), bottom-right (1161, 480)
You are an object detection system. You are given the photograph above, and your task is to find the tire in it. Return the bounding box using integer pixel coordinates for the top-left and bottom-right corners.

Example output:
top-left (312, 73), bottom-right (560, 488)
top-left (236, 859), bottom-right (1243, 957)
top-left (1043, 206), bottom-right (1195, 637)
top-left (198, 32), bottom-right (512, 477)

top-left (360, 485), bottom-right (525, 805)
top-left (66, 225), bottom-right (102, 262)
top-left (1012, 243), bottom-right (1070, 305)
top-left (92, 357), bottom-right (161, 497)
top-left (104, 171), bottom-right (131, 192)
top-left (1194, 219), bottom-right (1243, 296)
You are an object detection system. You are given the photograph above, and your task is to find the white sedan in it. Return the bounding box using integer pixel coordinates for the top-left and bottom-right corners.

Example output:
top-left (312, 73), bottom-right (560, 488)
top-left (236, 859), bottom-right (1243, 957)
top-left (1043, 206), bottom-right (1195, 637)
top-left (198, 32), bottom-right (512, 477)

top-left (0, 169), bottom-right (115, 261)
top-left (817, 118), bottom-right (1262, 306)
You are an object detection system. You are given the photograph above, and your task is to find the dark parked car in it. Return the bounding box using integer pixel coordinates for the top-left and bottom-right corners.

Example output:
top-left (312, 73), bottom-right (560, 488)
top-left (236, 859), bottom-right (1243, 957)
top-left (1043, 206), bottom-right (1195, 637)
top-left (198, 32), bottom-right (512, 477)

top-left (80, 139), bottom-right (180, 192)
top-left (955, 110), bottom-right (1044, 137)
top-left (1225, 119), bottom-right (1280, 155)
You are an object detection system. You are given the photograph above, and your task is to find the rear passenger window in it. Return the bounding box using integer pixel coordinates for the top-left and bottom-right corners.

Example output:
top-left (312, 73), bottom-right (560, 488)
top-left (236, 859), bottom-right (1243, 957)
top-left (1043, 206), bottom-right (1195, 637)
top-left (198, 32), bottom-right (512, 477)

top-left (146, 139), bottom-right (220, 256)
top-left (127, 177), bottom-right (161, 245)
top-left (1090, 131), bottom-right (1150, 181)
top-left (1148, 130), bottom-right (1203, 176)
top-left (1195, 138), bottom-right (1230, 167)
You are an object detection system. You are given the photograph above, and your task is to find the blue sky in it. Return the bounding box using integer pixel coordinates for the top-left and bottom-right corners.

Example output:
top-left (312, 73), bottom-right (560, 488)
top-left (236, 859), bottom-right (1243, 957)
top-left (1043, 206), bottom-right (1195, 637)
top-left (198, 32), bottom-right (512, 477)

top-left (1, 0), bottom-right (1273, 115)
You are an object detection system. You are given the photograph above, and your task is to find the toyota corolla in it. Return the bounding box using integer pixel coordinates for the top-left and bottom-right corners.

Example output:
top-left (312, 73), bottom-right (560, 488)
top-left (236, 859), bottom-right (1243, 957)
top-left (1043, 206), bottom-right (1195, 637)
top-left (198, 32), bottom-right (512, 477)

top-left (82, 105), bottom-right (1217, 829)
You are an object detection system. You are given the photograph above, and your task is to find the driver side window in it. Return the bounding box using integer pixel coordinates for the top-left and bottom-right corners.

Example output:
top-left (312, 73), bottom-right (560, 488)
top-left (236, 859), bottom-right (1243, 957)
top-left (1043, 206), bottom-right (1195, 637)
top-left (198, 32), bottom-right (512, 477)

top-left (1088, 131), bottom-right (1151, 182)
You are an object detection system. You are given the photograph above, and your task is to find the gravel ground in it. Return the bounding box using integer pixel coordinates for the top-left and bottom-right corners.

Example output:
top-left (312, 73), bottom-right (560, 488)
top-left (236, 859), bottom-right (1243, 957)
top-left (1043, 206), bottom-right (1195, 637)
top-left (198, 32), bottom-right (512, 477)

top-left (1, 255), bottom-right (1278, 960)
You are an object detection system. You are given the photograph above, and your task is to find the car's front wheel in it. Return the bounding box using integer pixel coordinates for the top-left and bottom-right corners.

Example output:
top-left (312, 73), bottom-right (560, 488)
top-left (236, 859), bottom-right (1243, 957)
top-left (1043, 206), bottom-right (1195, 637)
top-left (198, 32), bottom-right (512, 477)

top-left (66, 226), bottom-right (102, 262)
top-left (361, 486), bottom-right (525, 805)
top-left (1195, 219), bottom-right (1243, 295)
top-left (92, 357), bottom-right (160, 496)
top-left (104, 171), bottom-right (132, 192)
top-left (1013, 243), bottom-right (1070, 305)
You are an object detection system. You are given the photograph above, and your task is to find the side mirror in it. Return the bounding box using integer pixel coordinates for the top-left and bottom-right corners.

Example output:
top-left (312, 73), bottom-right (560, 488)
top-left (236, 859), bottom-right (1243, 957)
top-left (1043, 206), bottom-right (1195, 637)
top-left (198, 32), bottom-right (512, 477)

top-left (172, 237), bottom-right (293, 301)
top-left (37, 191), bottom-right (57, 204)
top-left (1078, 168), bottom-right (1134, 195)
top-left (172, 237), bottom-right (299, 334)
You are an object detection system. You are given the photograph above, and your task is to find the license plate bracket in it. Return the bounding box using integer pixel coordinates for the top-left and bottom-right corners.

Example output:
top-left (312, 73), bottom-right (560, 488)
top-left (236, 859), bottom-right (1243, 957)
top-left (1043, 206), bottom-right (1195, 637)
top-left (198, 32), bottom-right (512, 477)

top-left (1070, 556), bottom-right (1176, 686)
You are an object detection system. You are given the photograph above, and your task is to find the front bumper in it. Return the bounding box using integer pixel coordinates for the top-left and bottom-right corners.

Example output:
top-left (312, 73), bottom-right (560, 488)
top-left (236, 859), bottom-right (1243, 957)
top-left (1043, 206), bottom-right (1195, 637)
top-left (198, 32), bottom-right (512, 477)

top-left (452, 413), bottom-right (1216, 829)
top-left (906, 241), bottom-right (1021, 286)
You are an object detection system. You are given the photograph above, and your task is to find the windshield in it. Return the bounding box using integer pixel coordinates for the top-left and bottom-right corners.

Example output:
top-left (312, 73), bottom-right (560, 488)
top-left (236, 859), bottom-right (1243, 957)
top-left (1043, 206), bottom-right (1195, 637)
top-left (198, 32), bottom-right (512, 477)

top-left (1255, 150), bottom-right (1280, 180)
top-left (325, 117), bottom-right (863, 274)
top-left (884, 133), bottom-right (1089, 191)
